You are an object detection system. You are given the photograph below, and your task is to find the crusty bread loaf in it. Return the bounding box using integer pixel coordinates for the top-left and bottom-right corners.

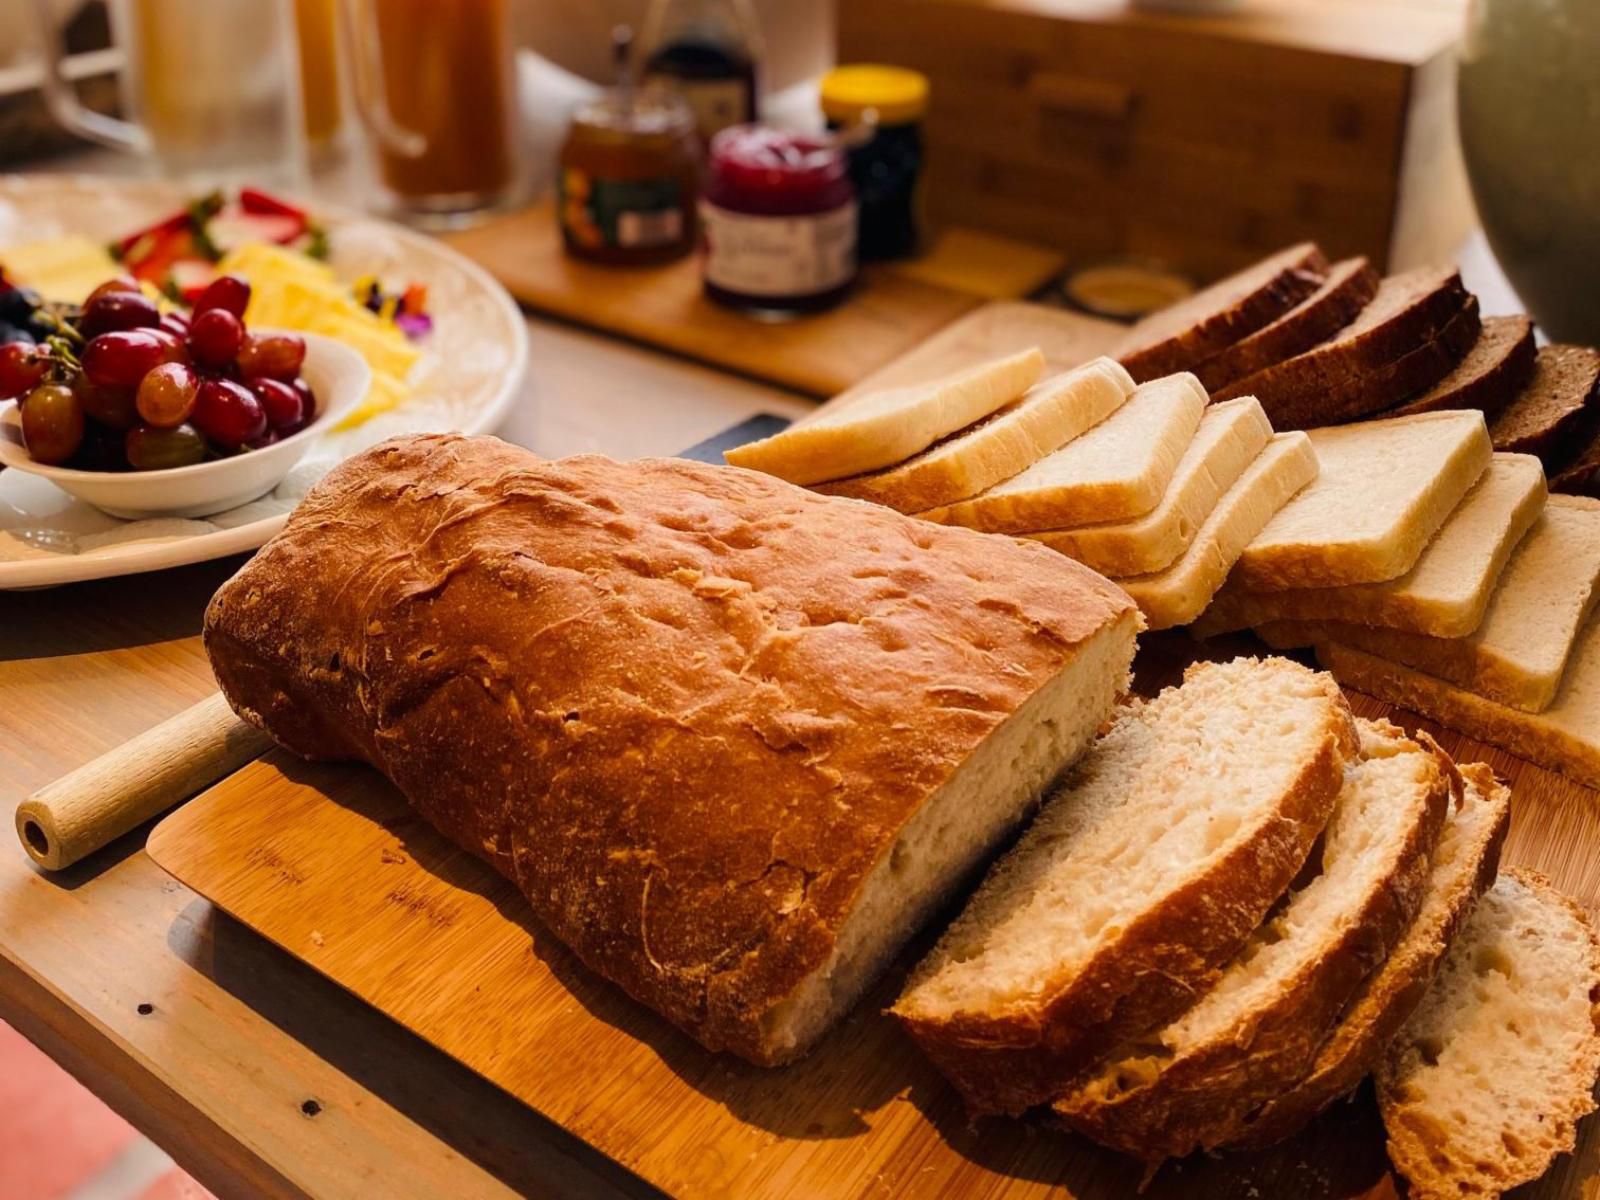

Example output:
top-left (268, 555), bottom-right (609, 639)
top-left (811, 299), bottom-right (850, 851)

top-left (1024, 397), bottom-right (1271, 577)
top-left (1196, 454), bottom-right (1546, 640)
top-left (1231, 759), bottom-right (1510, 1149)
top-left (1233, 410), bottom-right (1493, 591)
top-left (1117, 432), bottom-right (1319, 631)
top-left (204, 434), bottom-right (1142, 1066)
top-left (1490, 343), bottom-right (1600, 466)
top-left (1117, 243), bottom-right (1328, 382)
top-left (1377, 868), bottom-right (1600, 1200)
top-left (1388, 315), bottom-right (1536, 420)
top-left (1192, 257), bottom-right (1378, 393)
top-left (724, 348), bottom-right (1044, 485)
top-left (894, 656), bottom-right (1358, 1115)
top-left (917, 373), bottom-right (1207, 533)
top-left (1053, 719), bottom-right (1451, 1161)
top-left (813, 358), bottom-right (1134, 513)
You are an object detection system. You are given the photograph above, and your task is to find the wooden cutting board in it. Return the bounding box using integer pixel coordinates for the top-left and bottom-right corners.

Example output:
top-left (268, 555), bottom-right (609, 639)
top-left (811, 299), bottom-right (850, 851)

top-left (442, 199), bottom-right (985, 397)
top-left (146, 630), bottom-right (1600, 1200)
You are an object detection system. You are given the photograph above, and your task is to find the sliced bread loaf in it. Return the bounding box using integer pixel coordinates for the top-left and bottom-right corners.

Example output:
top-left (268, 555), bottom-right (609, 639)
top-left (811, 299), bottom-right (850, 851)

top-left (1117, 243), bottom-right (1328, 381)
top-left (1377, 868), bottom-right (1600, 1200)
top-left (1258, 494), bottom-right (1600, 713)
top-left (1053, 719), bottom-right (1451, 1161)
top-left (917, 373), bottom-right (1207, 533)
top-left (1024, 397), bottom-right (1271, 576)
top-left (1118, 432), bottom-right (1319, 631)
top-left (1388, 315), bottom-right (1537, 420)
top-left (813, 358), bottom-right (1134, 512)
top-left (1489, 343), bottom-right (1600, 466)
top-left (1320, 611), bottom-right (1600, 789)
top-left (724, 348), bottom-right (1044, 485)
top-left (1196, 454), bottom-right (1546, 640)
top-left (893, 656), bottom-right (1359, 1115)
top-left (1193, 257), bottom-right (1379, 393)
top-left (1232, 410), bottom-right (1493, 591)
top-left (1231, 759), bottom-right (1511, 1149)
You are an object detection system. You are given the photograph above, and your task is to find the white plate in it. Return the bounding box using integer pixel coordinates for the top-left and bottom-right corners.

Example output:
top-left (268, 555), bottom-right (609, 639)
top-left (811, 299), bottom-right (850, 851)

top-left (0, 175), bottom-right (529, 588)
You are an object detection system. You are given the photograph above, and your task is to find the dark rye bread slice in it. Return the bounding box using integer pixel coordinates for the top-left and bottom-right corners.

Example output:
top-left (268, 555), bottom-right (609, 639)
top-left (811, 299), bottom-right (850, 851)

top-left (1228, 758), bottom-right (1511, 1150)
top-left (1052, 719), bottom-right (1452, 1162)
top-left (893, 657), bottom-right (1359, 1115)
top-left (1490, 343), bottom-right (1600, 466)
top-left (1194, 257), bottom-right (1379, 393)
top-left (1117, 243), bottom-right (1328, 382)
top-left (1551, 413), bottom-right (1600, 497)
top-left (1387, 315), bottom-right (1536, 420)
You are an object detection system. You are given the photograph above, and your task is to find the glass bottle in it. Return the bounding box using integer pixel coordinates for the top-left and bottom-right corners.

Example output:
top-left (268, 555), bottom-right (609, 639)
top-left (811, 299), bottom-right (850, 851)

top-left (639, 0), bottom-right (762, 144)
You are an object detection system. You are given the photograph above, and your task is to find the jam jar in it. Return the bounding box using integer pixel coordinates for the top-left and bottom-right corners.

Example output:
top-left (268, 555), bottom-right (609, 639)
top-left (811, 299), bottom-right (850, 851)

top-left (821, 64), bottom-right (928, 262)
top-left (700, 124), bottom-right (857, 317)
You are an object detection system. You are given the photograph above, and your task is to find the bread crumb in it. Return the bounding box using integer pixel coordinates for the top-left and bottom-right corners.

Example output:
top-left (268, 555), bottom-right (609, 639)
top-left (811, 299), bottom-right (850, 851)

top-left (309, 930), bottom-right (325, 946)
top-left (380, 848), bottom-right (406, 865)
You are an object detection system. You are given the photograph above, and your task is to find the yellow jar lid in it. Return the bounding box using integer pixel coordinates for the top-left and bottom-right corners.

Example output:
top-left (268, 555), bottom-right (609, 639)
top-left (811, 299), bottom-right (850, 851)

top-left (820, 65), bottom-right (929, 126)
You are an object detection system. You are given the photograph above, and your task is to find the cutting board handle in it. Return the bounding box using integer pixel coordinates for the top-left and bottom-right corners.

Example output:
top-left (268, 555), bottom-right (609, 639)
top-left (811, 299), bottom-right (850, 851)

top-left (15, 692), bottom-right (272, 872)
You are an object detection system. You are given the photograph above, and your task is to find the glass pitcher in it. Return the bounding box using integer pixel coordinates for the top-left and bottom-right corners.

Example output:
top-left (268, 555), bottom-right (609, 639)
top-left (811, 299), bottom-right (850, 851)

top-left (31, 0), bottom-right (307, 186)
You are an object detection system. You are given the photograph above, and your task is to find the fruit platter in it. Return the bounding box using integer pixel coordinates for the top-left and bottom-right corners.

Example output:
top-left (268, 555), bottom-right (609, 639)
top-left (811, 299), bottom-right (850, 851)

top-left (0, 175), bottom-right (527, 588)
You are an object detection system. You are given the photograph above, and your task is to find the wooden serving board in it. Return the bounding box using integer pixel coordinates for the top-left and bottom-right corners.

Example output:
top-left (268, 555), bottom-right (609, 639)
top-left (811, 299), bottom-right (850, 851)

top-left (146, 633), bottom-right (1600, 1200)
top-left (442, 199), bottom-right (984, 397)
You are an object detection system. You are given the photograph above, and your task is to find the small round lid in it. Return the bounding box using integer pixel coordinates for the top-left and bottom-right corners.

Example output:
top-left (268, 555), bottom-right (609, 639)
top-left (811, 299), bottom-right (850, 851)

top-left (820, 65), bottom-right (929, 125)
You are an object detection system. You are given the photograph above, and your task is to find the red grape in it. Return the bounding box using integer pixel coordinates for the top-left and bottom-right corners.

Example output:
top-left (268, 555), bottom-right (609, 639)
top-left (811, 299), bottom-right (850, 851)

top-left (126, 423), bottom-right (206, 470)
top-left (192, 377), bottom-right (265, 447)
top-left (158, 311), bottom-right (191, 338)
top-left (79, 290), bottom-right (160, 338)
top-left (83, 330), bottom-right (167, 389)
top-left (20, 383), bottom-right (84, 464)
top-left (146, 326), bottom-right (191, 366)
top-left (73, 375), bottom-right (138, 429)
top-left (136, 362), bottom-right (199, 428)
top-left (291, 377), bottom-right (317, 418)
top-left (244, 429), bottom-right (280, 450)
top-left (84, 276), bottom-right (141, 306)
top-left (0, 341), bottom-right (49, 399)
top-left (248, 376), bottom-right (304, 430)
top-left (193, 274), bottom-right (251, 319)
top-left (236, 331), bottom-right (306, 382)
top-left (187, 308), bottom-right (244, 366)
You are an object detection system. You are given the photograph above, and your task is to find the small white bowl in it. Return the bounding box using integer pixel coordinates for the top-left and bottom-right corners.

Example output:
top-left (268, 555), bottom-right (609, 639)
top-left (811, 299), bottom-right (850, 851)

top-left (0, 331), bottom-right (369, 520)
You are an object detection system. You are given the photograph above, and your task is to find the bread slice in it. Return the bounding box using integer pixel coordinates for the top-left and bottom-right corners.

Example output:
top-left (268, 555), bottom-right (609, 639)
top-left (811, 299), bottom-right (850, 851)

top-left (1232, 410), bottom-right (1493, 591)
top-left (1053, 719), bottom-right (1451, 1161)
top-left (917, 373), bottom-right (1207, 533)
top-left (1231, 759), bottom-right (1511, 1149)
top-left (893, 656), bottom-right (1359, 1115)
top-left (1117, 243), bottom-right (1328, 382)
top-left (1118, 433), bottom-right (1319, 631)
top-left (1387, 315), bottom-right (1537, 420)
top-left (1490, 343), bottom-right (1600, 466)
top-left (1377, 868), bottom-right (1600, 1200)
top-left (1550, 417), bottom-right (1600, 497)
top-left (1024, 397), bottom-right (1271, 576)
top-left (1195, 454), bottom-right (1546, 640)
top-left (1256, 494), bottom-right (1600, 713)
top-left (812, 358), bottom-right (1134, 513)
top-left (723, 348), bottom-right (1044, 485)
top-left (1193, 257), bottom-right (1379, 392)
top-left (1320, 611), bottom-right (1600, 788)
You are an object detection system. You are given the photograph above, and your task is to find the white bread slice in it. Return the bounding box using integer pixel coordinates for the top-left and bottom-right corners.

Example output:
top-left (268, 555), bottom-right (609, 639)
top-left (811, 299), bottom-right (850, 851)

top-left (916, 373), bottom-right (1208, 533)
top-left (1255, 494), bottom-right (1600, 713)
top-left (1319, 612), bottom-right (1600, 788)
top-left (1053, 719), bottom-right (1451, 1161)
top-left (1233, 411), bottom-right (1493, 591)
top-left (812, 358), bottom-right (1134, 513)
top-left (1232, 759), bottom-right (1511, 1149)
top-left (1118, 433), bottom-right (1319, 631)
top-left (893, 656), bottom-right (1359, 1115)
top-left (1196, 454), bottom-right (1546, 639)
top-left (1024, 397), bottom-right (1271, 576)
top-left (724, 348), bottom-right (1044, 485)
top-left (1377, 868), bottom-right (1600, 1200)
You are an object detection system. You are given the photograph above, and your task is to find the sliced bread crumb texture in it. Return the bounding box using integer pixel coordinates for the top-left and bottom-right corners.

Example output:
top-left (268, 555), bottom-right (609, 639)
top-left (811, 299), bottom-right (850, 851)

top-left (893, 656), bottom-right (1359, 1115)
top-left (1377, 868), bottom-right (1600, 1200)
top-left (1489, 343), bottom-right (1600, 466)
top-left (1053, 719), bottom-right (1451, 1161)
top-left (1387, 315), bottom-right (1536, 420)
top-left (1231, 759), bottom-right (1511, 1149)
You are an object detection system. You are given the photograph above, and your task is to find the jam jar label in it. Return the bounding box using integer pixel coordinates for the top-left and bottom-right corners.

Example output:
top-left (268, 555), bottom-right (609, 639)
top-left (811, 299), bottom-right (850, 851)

top-left (700, 201), bottom-right (858, 298)
top-left (561, 168), bottom-right (684, 251)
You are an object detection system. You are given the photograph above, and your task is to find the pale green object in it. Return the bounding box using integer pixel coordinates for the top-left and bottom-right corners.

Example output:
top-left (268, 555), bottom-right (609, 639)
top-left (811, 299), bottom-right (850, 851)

top-left (1459, 0), bottom-right (1600, 343)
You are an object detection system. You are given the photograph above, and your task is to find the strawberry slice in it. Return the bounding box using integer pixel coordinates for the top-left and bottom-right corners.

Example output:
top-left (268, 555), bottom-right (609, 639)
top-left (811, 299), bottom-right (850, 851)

top-left (207, 210), bottom-right (307, 252)
top-left (238, 187), bottom-right (308, 222)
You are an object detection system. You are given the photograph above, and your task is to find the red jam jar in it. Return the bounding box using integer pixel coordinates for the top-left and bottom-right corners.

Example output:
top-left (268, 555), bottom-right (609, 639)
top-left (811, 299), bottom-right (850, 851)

top-left (700, 125), bottom-right (858, 316)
